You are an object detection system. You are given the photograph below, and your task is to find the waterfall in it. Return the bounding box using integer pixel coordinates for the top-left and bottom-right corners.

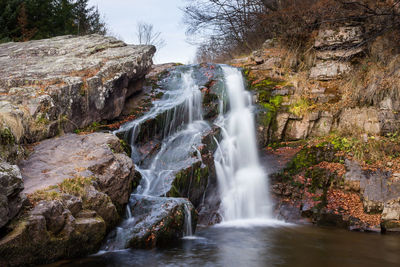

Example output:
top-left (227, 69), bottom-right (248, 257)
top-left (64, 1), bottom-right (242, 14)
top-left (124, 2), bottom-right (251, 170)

top-left (214, 66), bottom-right (273, 223)
top-left (183, 203), bottom-right (193, 237)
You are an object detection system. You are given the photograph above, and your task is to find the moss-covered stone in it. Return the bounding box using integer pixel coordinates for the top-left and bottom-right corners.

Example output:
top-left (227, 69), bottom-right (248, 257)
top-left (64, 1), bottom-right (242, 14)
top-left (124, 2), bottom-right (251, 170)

top-left (167, 161), bottom-right (209, 207)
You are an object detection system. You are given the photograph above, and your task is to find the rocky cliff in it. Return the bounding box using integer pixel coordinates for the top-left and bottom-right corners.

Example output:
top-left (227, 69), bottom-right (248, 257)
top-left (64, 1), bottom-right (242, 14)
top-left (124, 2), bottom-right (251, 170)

top-left (0, 35), bottom-right (157, 266)
top-left (231, 22), bottom-right (400, 233)
top-left (0, 34), bottom-right (155, 160)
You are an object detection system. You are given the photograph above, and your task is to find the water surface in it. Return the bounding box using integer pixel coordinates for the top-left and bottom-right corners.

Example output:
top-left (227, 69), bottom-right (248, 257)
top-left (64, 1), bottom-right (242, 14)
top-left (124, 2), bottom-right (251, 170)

top-left (48, 224), bottom-right (400, 267)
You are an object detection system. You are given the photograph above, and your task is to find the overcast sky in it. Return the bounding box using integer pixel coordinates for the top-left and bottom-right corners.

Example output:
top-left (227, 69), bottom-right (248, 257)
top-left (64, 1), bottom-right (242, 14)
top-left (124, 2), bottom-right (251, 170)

top-left (89, 0), bottom-right (197, 64)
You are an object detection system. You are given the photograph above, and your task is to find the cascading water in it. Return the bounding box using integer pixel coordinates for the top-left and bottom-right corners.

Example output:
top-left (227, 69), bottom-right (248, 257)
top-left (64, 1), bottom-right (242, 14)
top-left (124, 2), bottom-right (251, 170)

top-left (105, 64), bottom-right (276, 252)
top-left (214, 66), bottom-right (273, 223)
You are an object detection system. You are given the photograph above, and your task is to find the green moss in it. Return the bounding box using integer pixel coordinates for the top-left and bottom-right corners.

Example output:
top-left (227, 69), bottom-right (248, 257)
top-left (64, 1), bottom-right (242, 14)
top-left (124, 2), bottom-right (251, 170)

top-left (288, 98), bottom-right (313, 117)
top-left (0, 128), bottom-right (15, 145)
top-left (119, 139), bottom-right (132, 156)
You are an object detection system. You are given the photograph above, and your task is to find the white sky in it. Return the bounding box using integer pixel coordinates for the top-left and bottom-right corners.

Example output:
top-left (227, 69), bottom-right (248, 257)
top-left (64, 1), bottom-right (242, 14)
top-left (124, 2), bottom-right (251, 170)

top-left (89, 0), bottom-right (197, 64)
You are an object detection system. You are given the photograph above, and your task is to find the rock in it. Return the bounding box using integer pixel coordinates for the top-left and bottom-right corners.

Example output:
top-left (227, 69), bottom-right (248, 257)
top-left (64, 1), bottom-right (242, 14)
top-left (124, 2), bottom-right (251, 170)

top-left (251, 50), bottom-right (264, 64)
top-left (344, 160), bottom-right (400, 214)
top-left (316, 47), bottom-right (364, 60)
top-left (314, 26), bottom-right (363, 48)
top-left (310, 60), bottom-right (351, 80)
top-left (338, 107), bottom-right (380, 135)
top-left (0, 132), bottom-right (138, 266)
top-left (284, 112), bottom-right (320, 141)
top-left (104, 195), bottom-right (197, 249)
top-left (253, 57), bottom-right (281, 71)
top-left (167, 160), bottom-right (209, 208)
top-left (19, 132), bottom-right (135, 212)
top-left (0, 34), bottom-right (155, 143)
top-left (0, 204), bottom-right (106, 266)
top-left (311, 25), bottom-right (364, 80)
top-left (336, 107), bottom-right (400, 135)
top-left (0, 160), bottom-right (24, 229)
top-left (382, 201), bottom-right (400, 221)
top-left (83, 185), bottom-right (119, 228)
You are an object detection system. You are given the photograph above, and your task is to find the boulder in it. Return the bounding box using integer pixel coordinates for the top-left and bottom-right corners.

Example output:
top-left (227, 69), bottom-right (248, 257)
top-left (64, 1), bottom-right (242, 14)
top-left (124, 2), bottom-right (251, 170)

top-left (103, 195), bottom-right (197, 250)
top-left (0, 34), bottom-right (155, 143)
top-left (0, 161), bottom-right (24, 229)
top-left (127, 195), bottom-right (197, 248)
top-left (0, 132), bottom-right (138, 266)
top-left (19, 132), bottom-right (135, 212)
top-left (0, 200), bottom-right (106, 267)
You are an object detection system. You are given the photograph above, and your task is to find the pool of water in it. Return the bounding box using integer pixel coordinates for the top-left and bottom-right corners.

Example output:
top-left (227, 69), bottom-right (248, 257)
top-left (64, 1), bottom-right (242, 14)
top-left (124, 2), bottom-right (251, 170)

top-left (46, 224), bottom-right (400, 267)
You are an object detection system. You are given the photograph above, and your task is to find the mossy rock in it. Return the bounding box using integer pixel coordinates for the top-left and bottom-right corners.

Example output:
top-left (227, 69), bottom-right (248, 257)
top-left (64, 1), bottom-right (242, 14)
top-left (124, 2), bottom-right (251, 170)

top-left (167, 161), bottom-right (209, 208)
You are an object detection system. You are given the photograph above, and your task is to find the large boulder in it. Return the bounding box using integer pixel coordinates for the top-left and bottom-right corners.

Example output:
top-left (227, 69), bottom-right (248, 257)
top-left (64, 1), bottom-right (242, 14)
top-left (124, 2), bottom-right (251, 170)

top-left (103, 195), bottom-right (197, 250)
top-left (0, 161), bottom-right (24, 229)
top-left (127, 195), bottom-right (197, 248)
top-left (0, 34), bottom-right (155, 143)
top-left (19, 132), bottom-right (135, 212)
top-left (0, 132), bottom-right (138, 266)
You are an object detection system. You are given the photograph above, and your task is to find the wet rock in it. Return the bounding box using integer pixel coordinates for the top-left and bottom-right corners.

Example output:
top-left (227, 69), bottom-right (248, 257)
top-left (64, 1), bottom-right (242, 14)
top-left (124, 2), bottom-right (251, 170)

top-left (0, 34), bottom-right (155, 143)
top-left (126, 195), bottom-right (197, 249)
top-left (167, 160), bottom-right (209, 208)
top-left (0, 160), bottom-right (24, 229)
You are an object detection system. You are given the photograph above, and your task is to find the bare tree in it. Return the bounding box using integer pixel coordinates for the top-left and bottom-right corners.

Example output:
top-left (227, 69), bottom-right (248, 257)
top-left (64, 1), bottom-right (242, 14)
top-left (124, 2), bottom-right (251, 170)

top-left (136, 22), bottom-right (166, 49)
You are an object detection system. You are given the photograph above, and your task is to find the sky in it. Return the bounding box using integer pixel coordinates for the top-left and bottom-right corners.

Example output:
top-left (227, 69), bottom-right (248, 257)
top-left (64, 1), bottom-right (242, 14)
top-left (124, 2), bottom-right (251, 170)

top-left (88, 0), bottom-right (197, 64)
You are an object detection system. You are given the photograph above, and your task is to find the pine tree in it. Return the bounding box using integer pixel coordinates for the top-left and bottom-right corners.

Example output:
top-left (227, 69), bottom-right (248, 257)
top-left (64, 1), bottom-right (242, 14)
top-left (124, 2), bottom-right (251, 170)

top-left (0, 0), bottom-right (107, 43)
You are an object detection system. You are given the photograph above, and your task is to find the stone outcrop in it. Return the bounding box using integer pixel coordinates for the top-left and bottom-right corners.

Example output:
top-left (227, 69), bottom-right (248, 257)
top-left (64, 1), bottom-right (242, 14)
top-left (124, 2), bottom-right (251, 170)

top-left (344, 160), bottom-right (400, 231)
top-left (0, 133), bottom-right (138, 266)
top-left (310, 25), bottom-right (364, 80)
top-left (0, 34), bottom-right (155, 144)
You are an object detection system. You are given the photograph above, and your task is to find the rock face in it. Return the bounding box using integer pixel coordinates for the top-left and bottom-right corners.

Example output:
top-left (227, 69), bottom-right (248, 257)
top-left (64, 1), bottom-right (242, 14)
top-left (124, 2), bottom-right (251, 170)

top-left (0, 161), bottom-right (24, 229)
top-left (0, 34), bottom-right (155, 144)
top-left (310, 25), bottom-right (364, 80)
top-left (344, 160), bottom-right (400, 230)
top-left (0, 132), bottom-right (138, 266)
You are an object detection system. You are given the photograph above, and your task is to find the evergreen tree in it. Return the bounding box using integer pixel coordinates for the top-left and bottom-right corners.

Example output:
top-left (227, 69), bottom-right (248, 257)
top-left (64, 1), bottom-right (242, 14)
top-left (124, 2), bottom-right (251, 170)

top-left (0, 0), bottom-right (107, 43)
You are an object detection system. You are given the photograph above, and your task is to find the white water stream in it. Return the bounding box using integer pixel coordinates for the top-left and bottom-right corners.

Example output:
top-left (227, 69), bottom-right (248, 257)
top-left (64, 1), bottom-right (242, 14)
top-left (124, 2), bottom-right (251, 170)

top-left (110, 65), bottom-right (278, 249)
top-left (214, 66), bottom-right (274, 224)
